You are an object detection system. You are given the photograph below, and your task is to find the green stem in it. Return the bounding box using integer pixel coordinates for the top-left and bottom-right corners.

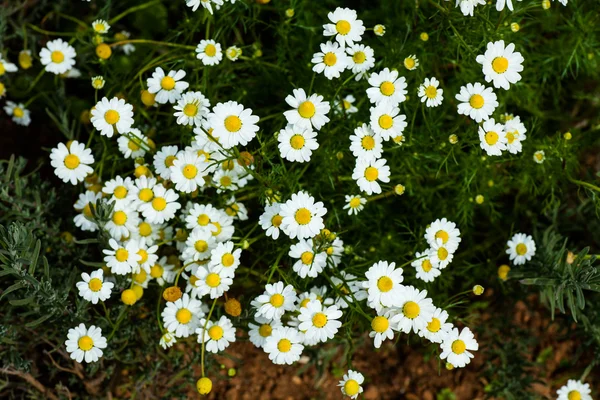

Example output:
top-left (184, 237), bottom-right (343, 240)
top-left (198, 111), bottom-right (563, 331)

top-left (109, 39), bottom-right (196, 50)
top-left (569, 177), bottom-right (600, 193)
top-left (27, 24), bottom-right (75, 37)
top-left (109, 0), bottom-right (162, 25)
top-left (200, 298), bottom-right (218, 377)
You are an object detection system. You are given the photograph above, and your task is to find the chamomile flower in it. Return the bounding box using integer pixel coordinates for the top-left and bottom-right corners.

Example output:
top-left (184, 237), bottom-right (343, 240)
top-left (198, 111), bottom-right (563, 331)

top-left (331, 272), bottom-right (368, 308)
top-left (105, 204), bottom-right (139, 240)
top-left (425, 218), bottom-right (462, 252)
top-left (352, 157), bottom-right (390, 195)
top-left (419, 307), bottom-right (453, 344)
top-left (373, 24), bottom-right (386, 36)
top-left (278, 125), bottom-right (319, 163)
top-left (251, 281), bottom-right (298, 321)
top-left (369, 103), bottom-right (407, 141)
top-left (159, 332), bottom-right (177, 349)
top-left (440, 327), bottom-right (478, 368)
top-left (39, 39), bottom-right (76, 75)
top-left (264, 326), bottom-right (304, 365)
top-left (454, 0), bottom-right (486, 16)
top-left (103, 238), bottom-right (142, 275)
top-left (170, 150), bottom-right (207, 193)
top-left (147, 67), bottom-right (189, 104)
top-left (174, 91), bottom-right (210, 127)
top-left (73, 191), bottom-right (101, 232)
top-left (403, 55), bottom-right (419, 70)
top-left (50, 141), bottom-right (94, 185)
top-left (91, 19), bottom-right (110, 34)
top-left (183, 229), bottom-right (216, 261)
top-left (418, 77), bottom-right (444, 107)
top-left (279, 191), bottom-right (327, 240)
top-left (455, 82), bottom-right (498, 123)
top-left (162, 293), bottom-right (203, 338)
top-left (205, 210), bottom-right (235, 243)
top-left (390, 286), bottom-right (435, 334)
top-left (131, 267), bottom-right (152, 288)
top-left (312, 41), bottom-right (349, 80)
top-left (0, 55), bottom-right (18, 75)
top-left (207, 241), bottom-right (241, 277)
top-left (212, 169), bottom-right (240, 193)
top-left (91, 75), bottom-right (105, 89)
top-left (186, 0), bottom-right (224, 14)
top-left (259, 202), bottom-right (283, 239)
top-left (428, 240), bottom-right (455, 269)
top-left (76, 269), bottom-right (113, 304)
top-left (150, 256), bottom-right (176, 286)
top-left (197, 316), bottom-right (236, 353)
top-left (4, 101), bottom-right (31, 126)
top-left (496, 0), bottom-right (522, 11)
top-left (322, 7), bottom-right (365, 47)
top-left (249, 317), bottom-right (282, 348)
top-left (117, 129), bottom-right (149, 159)
top-left (90, 97), bottom-right (135, 138)
top-left (196, 39), bottom-right (223, 66)
top-left (65, 324), bottom-right (107, 363)
top-left (363, 261), bottom-right (404, 309)
top-left (132, 220), bottom-right (161, 246)
top-left (128, 175), bottom-right (157, 209)
top-left (226, 45), bottom-right (242, 61)
top-left (476, 40), bottom-right (524, 90)
top-left (336, 94), bottom-right (359, 114)
top-left (224, 197), bottom-right (248, 221)
top-left (152, 146), bottom-right (177, 181)
top-left (115, 30), bottom-right (135, 54)
top-left (345, 44), bottom-right (375, 80)
top-left (556, 380), bottom-right (592, 400)
top-left (284, 88), bottom-right (331, 131)
top-left (367, 68), bottom-right (407, 107)
top-left (411, 251), bottom-right (441, 282)
top-left (533, 150), bottom-right (545, 164)
top-left (289, 239), bottom-right (327, 279)
top-left (349, 123), bottom-right (382, 161)
top-left (208, 101), bottom-right (260, 149)
top-left (185, 203), bottom-right (220, 231)
top-left (138, 184), bottom-right (180, 224)
top-left (504, 115), bottom-right (527, 154)
top-left (369, 310), bottom-right (395, 349)
top-left (298, 301), bottom-right (342, 344)
top-left (343, 194), bottom-right (366, 215)
top-left (479, 118), bottom-right (507, 156)
top-left (506, 233), bottom-right (536, 265)
top-left (338, 370), bottom-right (364, 399)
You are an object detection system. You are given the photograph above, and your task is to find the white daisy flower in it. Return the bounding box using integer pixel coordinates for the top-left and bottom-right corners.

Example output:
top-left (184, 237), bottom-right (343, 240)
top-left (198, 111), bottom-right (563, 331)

top-left (212, 168), bottom-right (241, 193)
top-left (556, 380), bottom-right (592, 400)
top-left (352, 157), bottom-right (390, 195)
top-left (506, 233), bottom-right (536, 265)
top-left (278, 124), bottom-right (319, 163)
top-left (159, 332), bottom-right (177, 349)
top-left (366, 68), bottom-right (407, 107)
top-left (105, 204), bottom-right (139, 240)
top-left (39, 39), bottom-right (76, 75)
top-left (343, 194), bottom-right (367, 216)
top-left (76, 269), bottom-right (113, 304)
top-left (49, 141), bottom-right (94, 185)
top-left (349, 123), bottom-right (382, 161)
top-left (284, 88), bottom-right (331, 131)
top-left (90, 97), bottom-right (134, 138)
top-left (226, 45), bottom-right (242, 61)
top-left (298, 301), bottom-right (342, 344)
top-left (127, 175), bottom-right (157, 209)
top-left (134, 240), bottom-right (159, 274)
top-left (208, 101), bottom-right (259, 149)
top-left (418, 77), bottom-right (444, 107)
top-left (331, 272), bottom-right (368, 309)
top-left (248, 317), bottom-right (282, 349)
top-left (338, 370), bottom-right (364, 399)
top-left (170, 150), bottom-right (208, 193)
top-left (369, 103), bottom-right (407, 141)
top-left (153, 145), bottom-right (179, 180)
top-left (224, 197), bottom-right (248, 221)
top-left (428, 239), bottom-right (455, 269)
top-left (412, 251), bottom-right (441, 282)
top-left (476, 40), bottom-right (524, 90)
top-left (289, 239), bottom-right (327, 279)
top-left (369, 309), bottom-right (395, 349)
top-left (91, 76), bottom-right (105, 89)
top-left (194, 265), bottom-right (233, 299)
top-left (206, 210), bottom-right (235, 243)
top-left (425, 218), bottom-right (462, 252)
top-left (186, 0), bottom-right (224, 14)
top-left (345, 44), bottom-right (375, 80)
top-left (455, 82), bottom-right (498, 123)
top-left (251, 281), bottom-right (298, 321)
top-left (117, 128), bottom-right (149, 159)
top-left (183, 229), bottom-right (216, 261)
top-left (130, 220), bottom-right (161, 246)
top-left (335, 94), bottom-right (359, 115)
top-left (322, 7), bottom-right (365, 47)
top-left (418, 307), bottom-right (453, 344)
top-left (65, 324), bottom-right (107, 363)
top-left (174, 91), bottom-right (210, 127)
top-left (259, 202), bottom-right (283, 240)
top-left (363, 260), bottom-right (404, 309)
top-left (162, 293), bottom-right (204, 338)
top-left (454, 0), bottom-right (486, 16)
top-left (147, 67), bottom-right (189, 104)
top-left (263, 326), bottom-right (304, 365)
top-left (504, 115), bottom-right (527, 154)
top-left (131, 267), bottom-right (152, 288)
top-left (479, 118), bottom-right (507, 156)
top-left (440, 327), bottom-right (478, 368)
top-left (73, 191), bottom-right (101, 232)
top-left (197, 316), bottom-right (235, 353)
top-left (496, 0), bottom-right (522, 11)
top-left (150, 256), bottom-right (176, 286)
top-left (184, 203), bottom-right (220, 231)
top-left (196, 39), bottom-right (223, 66)
top-left (279, 191), bottom-right (327, 240)
top-left (91, 19), bottom-right (110, 34)
top-left (3, 101), bottom-right (31, 126)
top-left (311, 41), bottom-right (349, 80)
top-left (533, 150), bottom-right (545, 164)
top-left (138, 184), bottom-right (181, 224)
top-left (0, 55), bottom-right (18, 75)
top-left (103, 238), bottom-right (142, 275)
top-left (389, 286), bottom-right (435, 334)
top-left (403, 54), bottom-right (419, 70)
top-left (207, 241), bottom-right (241, 277)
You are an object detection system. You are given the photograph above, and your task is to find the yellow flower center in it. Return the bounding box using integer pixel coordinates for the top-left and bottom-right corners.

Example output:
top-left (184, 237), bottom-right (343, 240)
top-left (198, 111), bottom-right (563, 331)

top-left (269, 293), bottom-right (284, 307)
top-left (176, 308), bottom-right (192, 324)
top-left (220, 176), bottom-right (232, 187)
top-left (298, 101), bottom-right (316, 118)
top-left (380, 81), bottom-right (395, 96)
top-left (492, 56), bottom-right (509, 73)
top-left (13, 107), bottom-right (24, 118)
top-left (150, 264), bottom-right (164, 278)
top-left (485, 131), bottom-right (499, 145)
top-left (208, 325), bottom-right (224, 340)
top-left (183, 103), bottom-right (198, 117)
top-left (64, 154), bottom-right (80, 170)
top-left (78, 335), bottom-right (94, 351)
top-left (371, 316), bottom-right (389, 333)
top-left (104, 109), bottom-right (120, 125)
top-left (88, 278), bottom-right (103, 292)
top-left (189, 275), bottom-right (199, 286)
top-left (352, 51), bottom-right (366, 64)
top-left (218, 253), bottom-right (234, 268)
top-left (183, 164), bottom-right (198, 179)
top-left (427, 317), bottom-right (441, 332)
top-left (323, 52), bottom-right (337, 66)
top-left (138, 222), bottom-right (152, 237)
top-left (516, 243), bottom-right (527, 256)
top-left (204, 44), bottom-right (217, 57)
top-left (114, 185), bottom-right (128, 199)
top-left (139, 188), bottom-right (154, 202)
top-left (165, 155), bottom-right (176, 167)
top-left (0, 64), bottom-right (5, 75)
top-left (469, 94), bottom-right (485, 109)
top-left (437, 247), bottom-right (449, 261)
top-left (51, 51), bottom-right (65, 63)
top-left (364, 166), bottom-right (379, 182)
top-left (258, 324), bottom-right (272, 337)
top-left (312, 312), bottom-right (328, 328)
top-left (134, 269), bottom-right (147, 283)
top-left (115, 248), bottom-right (129, 262)
top-left (194, 240), bottom-right (208, 253)
top-left (160, 76), bottom-right (176, 90)
top-left (290, 134), bottom-right (305, 150)
top-left (425, 85), bottom-right (438, 99)
top-left (269, 215), bottom-right (283, 228)
top-left (224, 115), bottom-right (242, 132)
top-left (277, 338), bottom-right (292, 352)
top-left (112, 210), bottom-right (127, 226)
top-left (435, 230), bottom-right (449, 244)
top-left (93, 23), bottom-right (105, 32)
top-left (152, 197), bottom-right (167, 211)
top-left (404, 57), bottom-right (416, 69)
top-left (294, 208), bottom-right (311, 225)
top-left (128, 140), bottom-right (140, 151)
top-left (206, 272), bottom-right (221, 288)
top-left (211, 222), bottom-right (222, 237)
top-left (422, 260), bottom-right (433, 272)
top-left (378, 114), bottom-right (393, 129)
top-left (83, 203), bottom-right (93, 218)
top-left (403, 301), bottom-right (420, 319)
top-left (137, 249), bottom-right (149, 265)
top-left (197, 214), bottom-right (210, 226)
top-left (349, 197), bottom-right (361, 208)
top-left (451, 339), bottom-right (466, 354)
top-left (336, 20), bottom-right (351, 35)
top-left (377, 276), bottom-right (393, 292)
top-left (506, 131), bottom-right (516, 144)
top-left (568, 391), bottom-right (582, 400)
top-left (361, 135), bottom-right (375, 150)
top-left (300, 251), bottom-right (314, 265)
top-left (344, 380), bottom-right (360, 396)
